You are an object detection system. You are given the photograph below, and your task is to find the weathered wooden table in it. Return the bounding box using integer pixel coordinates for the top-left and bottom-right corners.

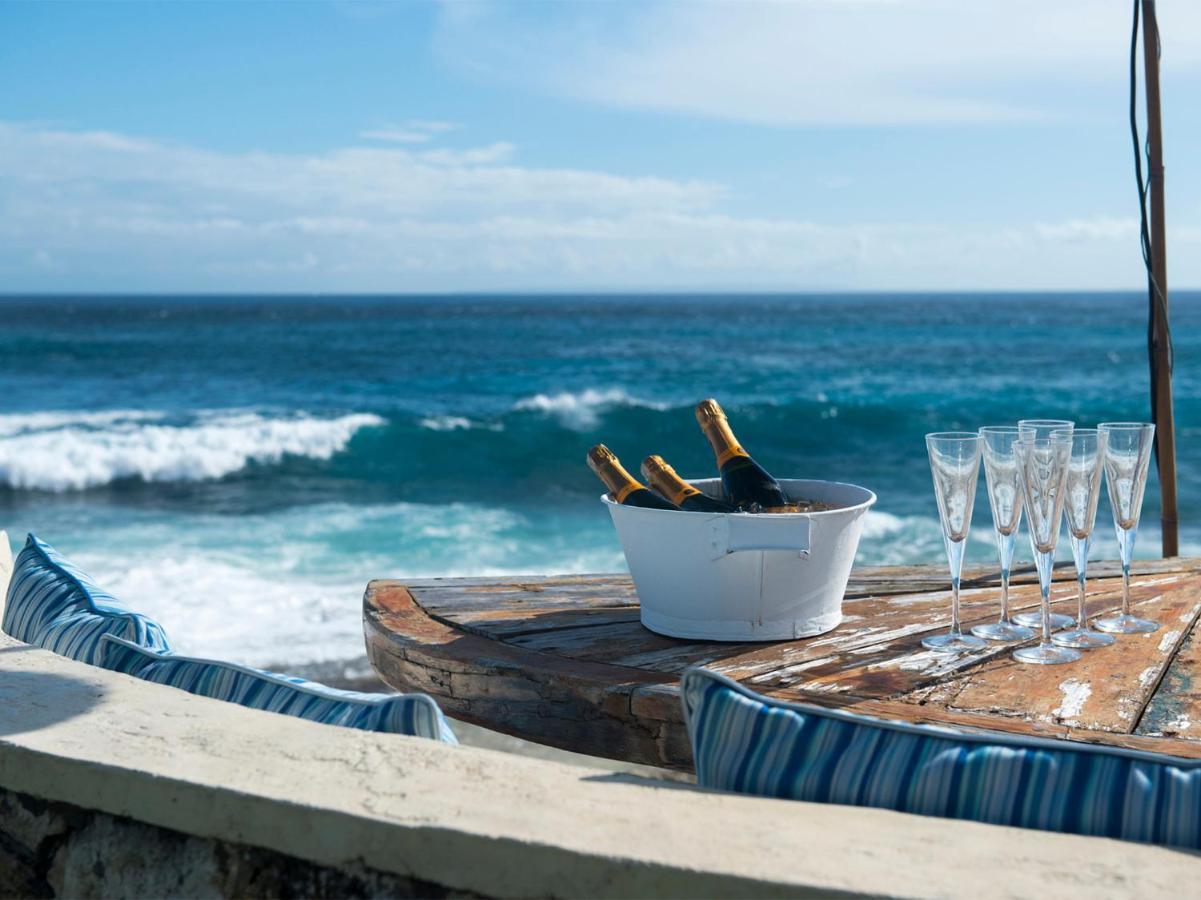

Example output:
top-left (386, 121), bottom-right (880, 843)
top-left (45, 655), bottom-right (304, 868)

top-left (364, 559), bottom-right (1201, 770)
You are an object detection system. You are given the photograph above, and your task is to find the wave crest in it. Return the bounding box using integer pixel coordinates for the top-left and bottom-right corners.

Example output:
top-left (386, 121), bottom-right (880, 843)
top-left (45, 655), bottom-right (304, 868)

top-left (511, 387), bottom-right (667, 430)
top-left (417, 415), bottom-right (502, 432)
top-left (0, 410), bottom-right (385, 491)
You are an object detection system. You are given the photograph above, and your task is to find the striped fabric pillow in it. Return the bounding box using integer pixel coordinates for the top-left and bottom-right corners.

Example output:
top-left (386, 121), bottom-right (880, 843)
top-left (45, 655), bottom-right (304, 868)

top-left (3, 533), bottom-right (171, 666)
top-left (682, 667), bottom-right (1201, 850)
top-left (101, 635), bottom-right (458, 744)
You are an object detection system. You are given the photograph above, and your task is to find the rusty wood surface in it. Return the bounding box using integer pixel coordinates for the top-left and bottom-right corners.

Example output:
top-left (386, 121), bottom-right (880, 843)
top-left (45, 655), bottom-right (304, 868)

top-left (365, 560), bottom-right (1201, 770)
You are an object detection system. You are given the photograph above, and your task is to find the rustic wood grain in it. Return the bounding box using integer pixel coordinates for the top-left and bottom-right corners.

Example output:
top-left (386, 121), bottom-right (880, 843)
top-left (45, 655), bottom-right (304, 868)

top-left (940, 576), bottom-right (1201, 733)
top-left (1135, 609), bottom-right (1201, 741)
top-left (364, 561), bottom-right (1201, 770)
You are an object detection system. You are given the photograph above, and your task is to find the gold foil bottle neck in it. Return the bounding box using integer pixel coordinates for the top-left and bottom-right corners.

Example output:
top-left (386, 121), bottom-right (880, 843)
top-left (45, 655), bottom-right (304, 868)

top-left (641, 455), bottom-right (700, 505)
top-left (695, 399), bottom-right (746, 463)
top-left (587, 443), bottom-right (642, 502)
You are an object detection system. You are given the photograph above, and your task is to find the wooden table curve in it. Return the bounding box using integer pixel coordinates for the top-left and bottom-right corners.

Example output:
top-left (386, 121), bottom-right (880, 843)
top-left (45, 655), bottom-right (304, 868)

top-left (364, 559), bottom-right (1201, 770)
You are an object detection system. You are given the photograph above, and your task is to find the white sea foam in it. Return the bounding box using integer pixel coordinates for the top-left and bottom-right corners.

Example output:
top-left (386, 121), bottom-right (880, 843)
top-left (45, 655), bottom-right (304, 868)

top-left (417, 415), bottom-right (502, 432)
top-left (0, 409), bottom-right (166, 438)
top-left (0, 410), bottom-right (385, 491)
top-left (51, 500), bottom-right (625, 666)
top-left (860, 510), bottom-right (906, 538)
top-left (511, 387), bottom-right (668, 430)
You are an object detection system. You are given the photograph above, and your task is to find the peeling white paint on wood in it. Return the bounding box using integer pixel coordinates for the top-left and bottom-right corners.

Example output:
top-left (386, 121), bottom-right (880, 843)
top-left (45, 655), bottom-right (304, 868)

top-left (1054, 679), bottom-right (1092, 720)
top-left (1158, 630), bottom-right (1183, 653)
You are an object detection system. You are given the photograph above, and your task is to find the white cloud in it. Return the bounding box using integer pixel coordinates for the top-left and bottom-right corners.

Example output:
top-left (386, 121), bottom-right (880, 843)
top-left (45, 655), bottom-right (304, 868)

top-left (419, 142), bottom-right (515, 165)
top-left (1035, 217), bottom-right (1139, 242)
top-left (434, 1), bottom-right (1201, 127)
top-left (360, 119), bottom-right (459, 143)
top-left (0, 118), bottom-right (1196, 291)
top-left (360, 127), bottom-right (435, 143)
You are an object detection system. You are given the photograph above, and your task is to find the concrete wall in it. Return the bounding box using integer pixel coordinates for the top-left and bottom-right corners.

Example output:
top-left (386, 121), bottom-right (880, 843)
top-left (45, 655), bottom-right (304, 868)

top-left (0, 631), bottom-right (1197, 898)
top-left (0, 788), bottom-right (474, 899)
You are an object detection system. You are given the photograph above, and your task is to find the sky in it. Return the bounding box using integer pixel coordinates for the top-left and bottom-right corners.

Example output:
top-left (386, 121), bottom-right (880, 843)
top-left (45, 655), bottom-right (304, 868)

top-left (2, 0), bottom-right (1201, 293)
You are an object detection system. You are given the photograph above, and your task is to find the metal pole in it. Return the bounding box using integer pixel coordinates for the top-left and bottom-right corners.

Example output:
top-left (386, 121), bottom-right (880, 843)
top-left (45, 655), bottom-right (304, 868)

top-left (1142, 0), bottom-right (1178, 557)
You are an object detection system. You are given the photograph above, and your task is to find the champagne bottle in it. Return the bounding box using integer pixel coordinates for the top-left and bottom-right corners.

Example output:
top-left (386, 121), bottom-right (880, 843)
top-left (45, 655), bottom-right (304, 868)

top-left (695, 399), bottom-right (790, 510)
top-left (587, 444), bottom-right (679, 510)
top-left (641, 455), bottom-right (737, 513)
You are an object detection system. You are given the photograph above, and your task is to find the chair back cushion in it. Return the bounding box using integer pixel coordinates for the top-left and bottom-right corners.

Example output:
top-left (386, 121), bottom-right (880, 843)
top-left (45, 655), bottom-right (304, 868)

top-left (0, 531), bottom-right (12, 620)
top-left (3, 534), bottom-right (171, 665)
top-left (682, 667), bottom-right (1201, 850)
top-left (102, 635), bottom-right (457, 743)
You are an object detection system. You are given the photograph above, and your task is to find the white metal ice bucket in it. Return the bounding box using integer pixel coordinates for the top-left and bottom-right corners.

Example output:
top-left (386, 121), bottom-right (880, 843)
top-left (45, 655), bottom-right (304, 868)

top-left (603, 479), bottom-right (876, 641)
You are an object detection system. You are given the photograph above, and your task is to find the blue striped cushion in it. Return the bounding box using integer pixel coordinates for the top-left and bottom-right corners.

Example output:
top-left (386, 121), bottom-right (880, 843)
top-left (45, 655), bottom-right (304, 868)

top-left (682, 667), bottom-right (1201, 849)
top-left (101, 635), bottom-right (457, 744)
top-left (2, 533), bottom-right (171, 665)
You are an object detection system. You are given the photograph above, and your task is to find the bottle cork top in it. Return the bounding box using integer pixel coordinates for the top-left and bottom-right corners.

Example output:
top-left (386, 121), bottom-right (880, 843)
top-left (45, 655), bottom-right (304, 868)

top-left (695, 398), bottom-right (727, 426)
top-left (586, 443), bottom-right (619, 474)
top-left (641, 454), bottom-right (700, 504)
top-left (640, 454), bottom-right (673, 480)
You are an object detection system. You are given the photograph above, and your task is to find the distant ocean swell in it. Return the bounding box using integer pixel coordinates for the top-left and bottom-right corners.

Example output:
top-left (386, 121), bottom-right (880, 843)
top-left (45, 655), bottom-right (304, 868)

top-left (0, 388), bottom-right (928, 493)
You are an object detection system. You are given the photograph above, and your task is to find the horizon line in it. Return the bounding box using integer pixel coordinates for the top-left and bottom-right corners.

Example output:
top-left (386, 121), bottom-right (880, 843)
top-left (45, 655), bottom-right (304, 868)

top-left (1, 288), bottom-right (1198, 299)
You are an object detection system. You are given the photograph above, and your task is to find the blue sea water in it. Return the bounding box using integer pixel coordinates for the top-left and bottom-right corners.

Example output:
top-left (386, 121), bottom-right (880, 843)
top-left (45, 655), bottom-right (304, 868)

top-left (1, 293), bottom-right (1196, 667)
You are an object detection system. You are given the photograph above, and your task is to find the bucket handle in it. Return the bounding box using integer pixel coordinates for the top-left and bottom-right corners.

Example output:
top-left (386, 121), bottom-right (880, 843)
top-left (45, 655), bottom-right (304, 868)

top-left (708, 515), bottom-right (810, 560)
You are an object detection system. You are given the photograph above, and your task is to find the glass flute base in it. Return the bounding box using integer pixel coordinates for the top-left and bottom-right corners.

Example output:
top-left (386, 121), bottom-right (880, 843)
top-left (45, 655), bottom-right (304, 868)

top-left (1013, 643), bottom-right (1082, 665)
top-left (1013, 610), bottom-right (1073, 630)
top-left (922, 631), bottom-right (987, 653)
top-left (1093, 614), bottom-right (1160, 634)
top-left (1051, 628), bottom-right (1116, 649)
top-left (971, 620), bottom-right (1035, 642)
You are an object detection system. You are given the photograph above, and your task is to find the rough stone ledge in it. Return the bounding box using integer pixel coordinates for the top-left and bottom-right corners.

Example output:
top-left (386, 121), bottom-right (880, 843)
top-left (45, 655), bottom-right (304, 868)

top-left (0, 787), bottom-right (477, 899)
top-left (0, 632), bottom-right (1198, 898)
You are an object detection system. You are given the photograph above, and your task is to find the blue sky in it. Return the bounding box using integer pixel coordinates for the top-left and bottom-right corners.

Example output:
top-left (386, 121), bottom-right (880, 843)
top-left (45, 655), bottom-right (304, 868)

top-left (2, 0), bottom-right (1201, 292)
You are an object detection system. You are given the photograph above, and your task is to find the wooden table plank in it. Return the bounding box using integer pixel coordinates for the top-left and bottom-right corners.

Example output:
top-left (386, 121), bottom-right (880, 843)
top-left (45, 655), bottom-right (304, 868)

top-left (1136, 609), bottom-right (1201, 741)
top-left (491, 579), bottom-right (1072, 677)
top-left (365, 561), bottom-right (1201, 770)
top-left (364, 582), bottom-right (680, 765)
top-left (738, 575), bottom-right (1183, 700)
top-left (939, 576), bottom-right (1201, 733)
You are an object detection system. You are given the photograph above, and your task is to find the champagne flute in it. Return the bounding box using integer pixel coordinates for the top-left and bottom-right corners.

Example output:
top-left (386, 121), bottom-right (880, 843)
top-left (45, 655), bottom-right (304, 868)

top-left (1051, 428), bottom-right (1116, 649)
top-left (972, 427), bottom-right (1035, 641)
top-left (1094, 422), bottom-right (1160, 634)
top-left (923, 433), bottom-right (986, 653)
top-left (1013, 419), bottom-right (1075, 631)
top-left (1013, 431), bottom-right (1081, 664)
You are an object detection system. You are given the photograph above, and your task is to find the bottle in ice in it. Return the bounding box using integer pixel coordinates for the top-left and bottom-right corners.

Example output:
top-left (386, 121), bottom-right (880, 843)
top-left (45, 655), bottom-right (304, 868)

top-left (694, 399), bottom-right (790, 510)
top-left (641, 455), bottom-right (737, 513)
top-left (587, 444), bottom-right (679, 510)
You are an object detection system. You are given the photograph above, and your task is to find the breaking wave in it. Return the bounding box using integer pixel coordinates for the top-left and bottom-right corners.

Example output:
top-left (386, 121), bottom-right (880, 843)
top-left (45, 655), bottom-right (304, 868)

top-left (417, 415), bottom-right (502, 432)
top-left (0, 410), bottom-right (385, 491)
top-left (511, 387), bottom-right (669, 430)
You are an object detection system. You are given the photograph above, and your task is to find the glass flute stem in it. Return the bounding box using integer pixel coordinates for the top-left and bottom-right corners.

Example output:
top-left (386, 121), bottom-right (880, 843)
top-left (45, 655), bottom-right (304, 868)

top-left (946, 535), bottom-right (965, 636)
top-left (1116, 525), bottom-right (1135, 617)
top-left (1122, 562), bottom-right (1131, 617)
top-left (996, 530), bottom-right (1015, 623)
top-left (1094, 521), bottom-right (1156, 635)
top-left (1035, 548), bottom-right (1054, 644)
top-left (1069, 533), bottom-right (1090, 627)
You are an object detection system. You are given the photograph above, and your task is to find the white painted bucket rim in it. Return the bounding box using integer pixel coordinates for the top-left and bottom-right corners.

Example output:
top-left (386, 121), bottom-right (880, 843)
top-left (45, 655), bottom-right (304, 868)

top-left (599, 477), bottom-right (877, 517)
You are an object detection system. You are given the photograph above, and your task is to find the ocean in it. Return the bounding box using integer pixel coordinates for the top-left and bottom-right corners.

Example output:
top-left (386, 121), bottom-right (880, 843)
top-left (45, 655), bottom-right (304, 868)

top-left (1, 293), bottom-right (1196, 671)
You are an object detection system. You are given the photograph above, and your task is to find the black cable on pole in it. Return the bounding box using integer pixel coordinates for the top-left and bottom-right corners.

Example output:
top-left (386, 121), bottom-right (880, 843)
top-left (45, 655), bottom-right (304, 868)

top-left (1131, 0), bottom-right (1173, 456)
